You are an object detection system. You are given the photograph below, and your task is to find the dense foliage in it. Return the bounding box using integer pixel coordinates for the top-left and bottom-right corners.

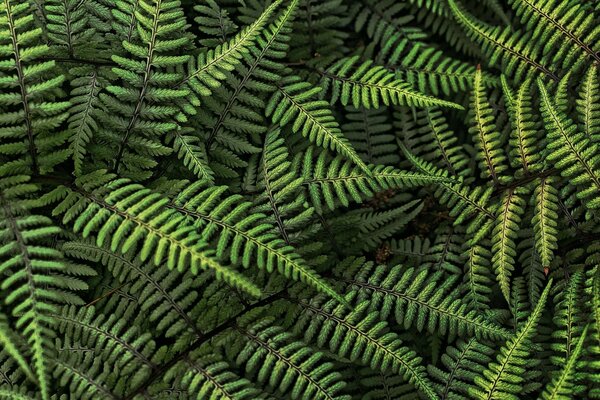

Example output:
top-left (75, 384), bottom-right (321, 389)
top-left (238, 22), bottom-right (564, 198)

top-left (0, 0), bottom-right (599, 398)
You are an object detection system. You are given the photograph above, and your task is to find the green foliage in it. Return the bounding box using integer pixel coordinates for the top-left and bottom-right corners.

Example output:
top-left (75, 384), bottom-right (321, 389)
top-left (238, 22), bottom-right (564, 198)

top-left (0, 0), bottom-right (598, 399)
top-left (470, 280), bottom-right (552, 399)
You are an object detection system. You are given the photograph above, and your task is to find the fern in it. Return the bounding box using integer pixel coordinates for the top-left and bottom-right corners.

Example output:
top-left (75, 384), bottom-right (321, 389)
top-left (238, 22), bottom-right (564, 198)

top-left (228, 314), bottom-right (350, 400)
top-left (267, 74), bottom-right (370, 173)
top-left (470, 280), bottom-right (552, 399)
top-left (0, 0), bottom-right (70, 176)
top-left (540, 326), bottom-right (589, 400)
top-left (0, 176), bottom-right (91, 399)
top-left (491, 187), bottom-right (528, 303)
top-left (318, 56), bottom-right (463, 110)
top-left (538, 77), bottom-right (600, 212)
top-left (1, 1), bottom-right (599, 399)
top-left (48, 170), bottom-right (262, 297)
top-left (469, 66), bottom-right (508, 184)
top-left (291, 294), bottom-right (439, 400)
top-left (428, 338), bottom-right (495, 399)
top-left (341, 262), bottom-right (511, 341)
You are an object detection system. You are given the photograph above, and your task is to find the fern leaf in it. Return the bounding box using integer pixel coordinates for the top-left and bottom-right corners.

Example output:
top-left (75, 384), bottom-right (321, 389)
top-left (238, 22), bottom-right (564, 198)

top-left (319, 56), bottom-right (463, 110)
top-left (532, 177), bottom-right (559, 272)
top-left (428, 338), bottom-right (495, 399)
top-left (67, 66), bottom-right (107, 176)
top-left (303, 146), bottom-right (454, 213)
top-left (343, 262), bottom-right (510, 341)
top-left (293, 295), bottom-right (439, 400)
top-left (172, 180), bottom-right (345, 305)
top-left (180, 0), bottom-right (284, 107)
top-left (49, 171), bottom-right (261, 297)
top-left (0, 314), bottom-right (35, 385)
top-left (0, 0), bottom-right (70, 175)
top-left (165, 347), bottom-right (266, 400)
top-left (401, 144), bottom-right (496, 239)
top-left (172, 128), bottom-right (215, 183)
top-left (470, 279), bottom-right (552, 400)
top-left (469, 66), bottom-right (508, 184)
top-left (577, 65), bottom-right (600, 142)
top-left (230, 315), bottom-right (350, 400)
top-left (508, 0), bottom-right (600, 68)
top-left (267, 74), bottom-right (369, 174)
top-left (491, 187), bottom-right (528, 303)
top-left (463, 242), bottom-right (494, 311)
top-left (0, 176), bottom-right (89, 399)
top-left (540, 326), bottom-right (589, 400)
top-left (504, 78), bottom-right (541, 175)
top-left (538, 78), bottom-right (600, 211)
top-left (447, 0), bottom-right (558, 82)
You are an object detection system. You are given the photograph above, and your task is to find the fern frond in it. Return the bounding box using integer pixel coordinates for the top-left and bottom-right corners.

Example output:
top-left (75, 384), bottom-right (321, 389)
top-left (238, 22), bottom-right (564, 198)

top-left (0, 176), bottom-right (92, 399)
top-left (401, 145), bottom-right (496, 239)
top-left (532, 177), bottom-right (559, 272)
top-left (538, 78), bottom-right (600, 212)
top-left (470, 279), bottom-right (552, 399)
top-left (0, 0), bottom-right (70, 175)
top-left (229, 315), bottom-right (350, 400)
top-left (54, 305), bottom-right (165, 389)
top-left (62, 239), bottom-right (204, 344)
top-left (504, 78), bottom-right (541, 175)
top-left (463, 242), bottom-right (494, 311)
top-left (193, 0), bottom-right (299, 180)
top-left (292, 295), bottom-right (439, 400)
top-left (98, 0), bottom-right (190, 178)
top-left (399, 107), bottom-right (471, 177)
top-left (267, 74), bottom-right (369, 173)
top-left (428, 338), bottom-right (495, 399)
top-left (491, 187), bottom-right (528, 303)
top-left (164, 347), bottom-right (266, 400)
top-left (357, 367), bottom-right (419, 400)
top-left (171, 180), bottom-right (345, 305)
top-left (53, 350), bottom-right (115, 400)
top-left (67, 66), bottom-right (108, 176)
top-left (540, 326), bottom-right (589, 400)
top-left (0, 176), bottom-right (90, 399)
top-left (508, 0), bottom-right (600, 70)
top-left (48, 171), bottom-right (261, 297)
top-left (45, 0), bottom-right (101, 58)
top-left (318, 56), bottom-right (463, 110)
top-left (302, 147), bottom-right (455, 213)
top-left (343, 106), bottom-right (398, 165)
top-left (0, 314), bottom-right (35, 385)
top-left (251, 129), bottom-right (316, 250)
top-left (550, 272), bottom-right (587, 377)
top-left (341, 262), bottom-right (511, 341)
top-left (194, 0), bottom-right (238, 47)
top-left (469, 67), bottom-right (508, 184)
top-left (577, 65), bottom-right (600, 142)
top-left (172, 128), bottom-right (215, 183)
top-left (447, 0), bottom-right (558, 82)
top-left (356, 200), bottom-right (423, 252)
top-left (180, 0), bottom-right (284, 108)
top-left (585, 266), bottom-right (600, 398)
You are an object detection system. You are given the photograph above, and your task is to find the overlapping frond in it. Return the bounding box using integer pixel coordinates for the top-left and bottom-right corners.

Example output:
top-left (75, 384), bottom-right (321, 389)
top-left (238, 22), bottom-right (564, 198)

top-left (291, 294), bottom-right (439, 400)
top-left (302, 146), bottom-right (455, 213)
top-left (340, 262), bottom-right (511, 341)
top-left (318, 56), bottom-right (463, 110)
top-left (0, 0), bottom-right (70, 175)
top-left (538, 78), bottom-right (600, 212)
top-left (47, 170), bottom-right (261, 297)
top-left (470, 280), bottom-right (552, 399)
top-left (227, 314), bottom-right (350, 400)
top-left (0, 176), bottom-right (91, 399)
